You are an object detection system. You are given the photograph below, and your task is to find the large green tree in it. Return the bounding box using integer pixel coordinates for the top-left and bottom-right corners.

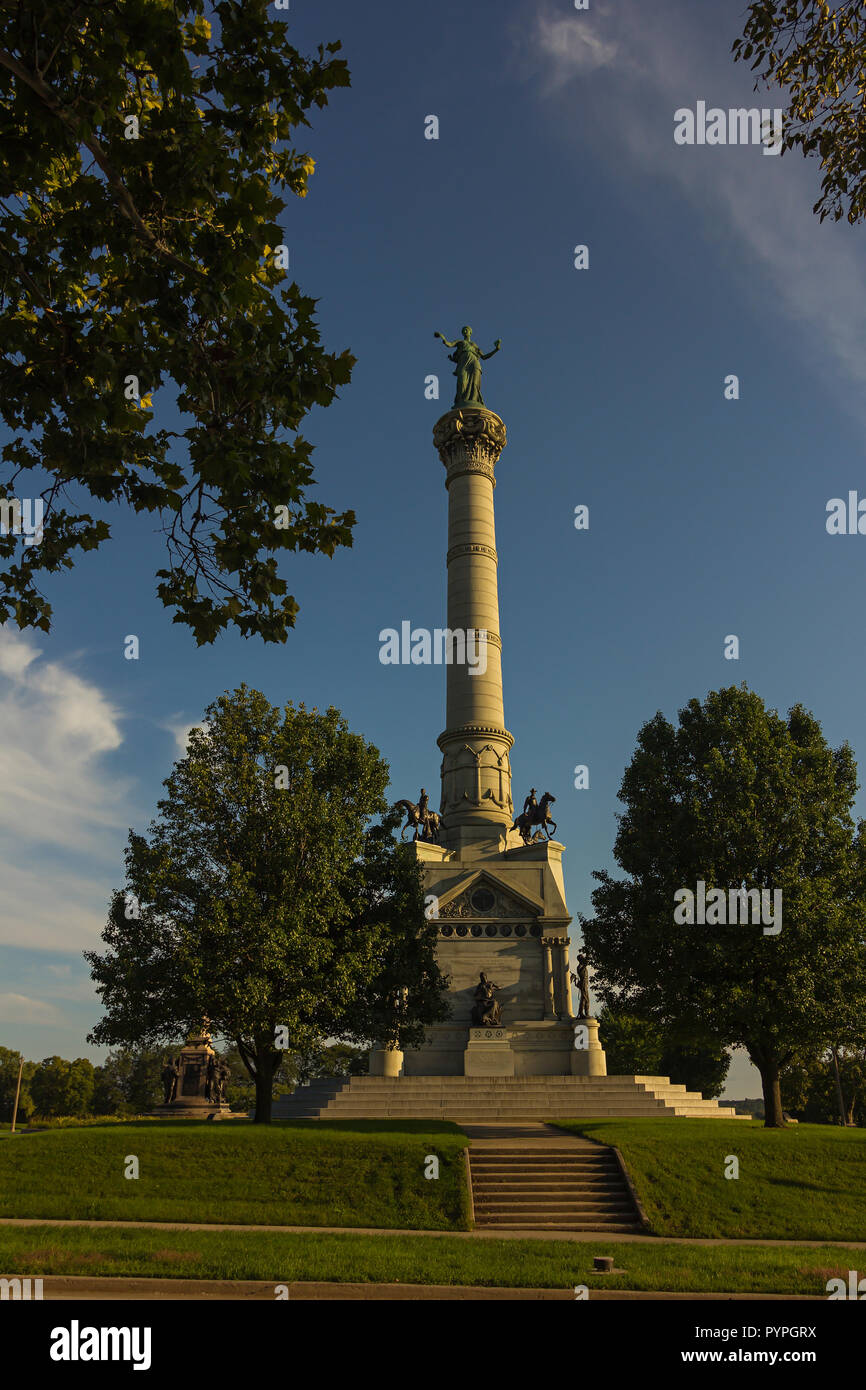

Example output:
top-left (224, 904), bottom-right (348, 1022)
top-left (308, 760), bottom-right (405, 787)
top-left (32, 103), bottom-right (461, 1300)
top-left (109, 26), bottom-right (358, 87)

top-left (0, 0), bottom-right (354, 642)
top-left (782, 1044), bottom-right (865, 1124)
top-left (597, 1005), bottom-right (730, 1100)
top-left (92, 1046), bottom-right (169, 1114)
top-left (0, 1045), bottom-right (34, 1122)
top-left (29, 1054), bottom-right (95, 1116)
top-left (582, 686), bottom-right (866, 1127)
top-left (733, 1), bottom-right (866, 224)
top-left (85, 686), bottom-right (449, 1121)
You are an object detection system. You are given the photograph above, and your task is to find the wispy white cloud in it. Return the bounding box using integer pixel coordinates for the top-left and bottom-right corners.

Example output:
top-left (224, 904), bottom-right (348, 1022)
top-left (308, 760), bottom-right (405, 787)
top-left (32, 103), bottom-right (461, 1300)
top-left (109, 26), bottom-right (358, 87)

top-left (0, 992), bottom-right (63, 1026)
top-left (532, 12), bottom-right (620, 82)
top-left (158, 714), bottom-right (201, 756)
top-left (524, 1), bottom-right (866, 405)
top-left (0, 629), bottom-right (132, 952)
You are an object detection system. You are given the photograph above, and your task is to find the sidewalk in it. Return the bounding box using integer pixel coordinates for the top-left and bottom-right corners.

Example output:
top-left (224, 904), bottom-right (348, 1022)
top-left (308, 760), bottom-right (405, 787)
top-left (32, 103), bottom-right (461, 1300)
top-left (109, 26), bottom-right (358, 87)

top-left (1, 1216), bottom-right (863, 1247)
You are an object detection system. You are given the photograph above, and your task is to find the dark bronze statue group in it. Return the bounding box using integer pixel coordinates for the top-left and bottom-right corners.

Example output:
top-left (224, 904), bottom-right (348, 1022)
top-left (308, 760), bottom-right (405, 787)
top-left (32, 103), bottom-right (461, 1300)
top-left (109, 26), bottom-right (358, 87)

top-left (397, 786), bottom-right (557, 847)
top-left (160, 1054), bottom-right (230, 1107)
top-left (469, 954), bottom-right (590, 1029)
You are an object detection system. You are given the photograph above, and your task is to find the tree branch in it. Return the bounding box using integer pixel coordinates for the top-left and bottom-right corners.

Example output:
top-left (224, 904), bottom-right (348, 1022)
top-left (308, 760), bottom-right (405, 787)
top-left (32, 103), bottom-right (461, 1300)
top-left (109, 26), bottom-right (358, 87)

top-left (0, 47), bottom-right (204, 281)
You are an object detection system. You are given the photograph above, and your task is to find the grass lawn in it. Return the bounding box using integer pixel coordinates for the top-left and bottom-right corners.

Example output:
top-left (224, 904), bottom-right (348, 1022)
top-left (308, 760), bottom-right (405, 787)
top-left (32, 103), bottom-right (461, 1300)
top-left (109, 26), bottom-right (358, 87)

top-left (0, 1222), bottom-right (856, 1294)
top-left (553, 1119), bottom-right (866, 1241)
top-left (0, 1120), bottom-right (470, 1231)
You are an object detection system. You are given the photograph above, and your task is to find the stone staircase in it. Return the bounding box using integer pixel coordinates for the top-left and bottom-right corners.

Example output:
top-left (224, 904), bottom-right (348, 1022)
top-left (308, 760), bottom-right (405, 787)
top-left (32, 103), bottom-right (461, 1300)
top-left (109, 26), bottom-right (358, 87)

top-left (271, 1075), bottom-right (748, 1121)
top-left (468, 1143), bottom-right (643, 1232)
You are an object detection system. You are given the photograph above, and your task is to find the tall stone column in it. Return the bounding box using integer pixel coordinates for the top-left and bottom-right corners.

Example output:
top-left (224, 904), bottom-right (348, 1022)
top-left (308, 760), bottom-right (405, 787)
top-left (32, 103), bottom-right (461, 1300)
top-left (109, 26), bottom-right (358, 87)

top-left (433, 406), bottom-right (514, 843)
top-left (556, 938), bottom-right (575, 1019)
top-left (542, 939), bottom-right (557, 1019)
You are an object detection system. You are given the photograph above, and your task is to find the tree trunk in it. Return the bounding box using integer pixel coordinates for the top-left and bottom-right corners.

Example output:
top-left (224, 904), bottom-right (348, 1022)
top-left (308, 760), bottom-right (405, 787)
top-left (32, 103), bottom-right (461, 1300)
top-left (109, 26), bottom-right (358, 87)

top-left (252, 1049), bottom-right (274, 1124)
top-left (830, 1047), bottom-right (847, 1126)
top-left (758, 1059), bottom-right (786, 1128)
top-left (845, 1088), bottom-right (857, 1127)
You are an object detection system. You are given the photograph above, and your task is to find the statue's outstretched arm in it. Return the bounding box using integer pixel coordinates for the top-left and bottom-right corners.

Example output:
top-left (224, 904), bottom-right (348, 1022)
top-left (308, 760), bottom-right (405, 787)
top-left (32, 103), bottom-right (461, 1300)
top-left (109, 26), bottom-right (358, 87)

top-left (480, 338), bottom-right (502, 360)
top-left (435, 331), bottom-right (459, 348)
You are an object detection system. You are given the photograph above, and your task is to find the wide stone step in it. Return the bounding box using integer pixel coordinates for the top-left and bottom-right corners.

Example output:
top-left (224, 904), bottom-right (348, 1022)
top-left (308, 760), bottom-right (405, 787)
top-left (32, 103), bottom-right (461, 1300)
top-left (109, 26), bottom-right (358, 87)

top-left (475, 1219), bottom-right (643, 1231)
top-left (297, 1107), bottom-right (671, 1117)
top-left (474, 1192), bottom-right (634, 1205)
top-left (471, 1164), bottom-right (620, 1173)
top-left (472, 1181), bottom-right (624, 1192)
top-left (470, 1153), bottom-right (617, 1161)
top-left (471, 1167), bottom-right (620, 1175)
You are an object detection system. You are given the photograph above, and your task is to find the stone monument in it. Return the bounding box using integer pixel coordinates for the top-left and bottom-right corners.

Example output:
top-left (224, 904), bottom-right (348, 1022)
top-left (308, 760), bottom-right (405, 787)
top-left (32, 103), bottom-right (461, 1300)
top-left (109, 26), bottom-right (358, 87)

top-left (384, 329), bottom-right (607, 1080)
top-left (152, 1023), bottom-right (232, 1118)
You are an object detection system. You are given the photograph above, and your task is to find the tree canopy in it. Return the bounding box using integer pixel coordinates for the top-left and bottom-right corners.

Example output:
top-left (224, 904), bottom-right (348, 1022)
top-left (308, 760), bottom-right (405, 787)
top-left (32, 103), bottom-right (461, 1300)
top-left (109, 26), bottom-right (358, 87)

top-left (597, 1005), bottom-right (730, 1100)
top-left (0, 0), bottom-right (354, 642)
top-left (582, 685), bottom-right (866, 1126)
top-left (733, 1), bottom-right (866, 224)
top-left (85, 686), bottom-right (449, 1121)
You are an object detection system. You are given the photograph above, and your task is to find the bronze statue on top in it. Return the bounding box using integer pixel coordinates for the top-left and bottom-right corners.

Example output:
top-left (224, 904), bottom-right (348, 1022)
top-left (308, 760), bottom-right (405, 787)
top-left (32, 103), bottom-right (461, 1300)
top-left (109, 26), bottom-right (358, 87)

top-left (434, 326), bottom-right (502, 408)
top-left (396, 791), bottom-right (445, 843)
top-left (511, 790), bottom-right (557, 845)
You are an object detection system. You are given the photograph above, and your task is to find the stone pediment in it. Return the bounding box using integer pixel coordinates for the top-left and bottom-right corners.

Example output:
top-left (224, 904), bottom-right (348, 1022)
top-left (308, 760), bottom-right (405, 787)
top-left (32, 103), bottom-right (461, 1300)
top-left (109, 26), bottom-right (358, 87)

top-left (437, 872), bottom-right (541, 921)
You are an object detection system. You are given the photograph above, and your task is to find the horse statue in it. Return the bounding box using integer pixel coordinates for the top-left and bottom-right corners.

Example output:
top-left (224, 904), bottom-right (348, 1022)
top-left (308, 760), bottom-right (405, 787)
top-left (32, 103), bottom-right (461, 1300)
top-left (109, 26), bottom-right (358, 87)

top-left (395, 797), bottom-right (445, 843)
top-left (510, 791), bottom-right (557, 845)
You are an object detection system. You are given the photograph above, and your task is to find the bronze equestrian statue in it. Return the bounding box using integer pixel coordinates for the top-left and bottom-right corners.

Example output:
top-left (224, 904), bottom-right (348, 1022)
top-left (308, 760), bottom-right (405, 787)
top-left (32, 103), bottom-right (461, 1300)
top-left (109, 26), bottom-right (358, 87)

top-left (396, 790), bottom-right (445, 843)
top-left (510, 790), bottom-right (557, 845)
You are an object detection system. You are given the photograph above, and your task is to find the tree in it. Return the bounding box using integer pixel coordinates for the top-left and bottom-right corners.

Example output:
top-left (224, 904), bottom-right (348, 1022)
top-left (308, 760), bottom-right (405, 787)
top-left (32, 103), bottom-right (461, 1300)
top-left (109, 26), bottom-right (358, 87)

top-left (582, 686), bottom-right (866, 1127)
top-left (0, 1), bottom-right (354, 643)
top-left (733, 1), bottom-right (866, 224)
top-left (92, 1046), bottom-right (168, 1114)
top-left (295, 1042), bottom-right (369, 1085)
top-left (0, 1046), bottom-right (34, 1122)
top-left (597, 1006), bottom-right (730, 1099)
top-left (783, 1045), bottom-right (866, 1124)
top-left (220, 1043), bottom-right (297, 1111)
top-left (29, 1055), bottom-right (95, 1116)
top-left (85, 686), bottom-right (449, 1121)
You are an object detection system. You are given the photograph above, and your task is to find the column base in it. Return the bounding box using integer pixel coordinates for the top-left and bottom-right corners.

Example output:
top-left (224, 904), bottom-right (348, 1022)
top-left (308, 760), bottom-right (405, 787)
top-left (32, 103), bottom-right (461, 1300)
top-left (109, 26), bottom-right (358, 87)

top-left (570, 1017), bottom-right (607, 1076)
top-left (369, 1046), bottom-right (404, 1078)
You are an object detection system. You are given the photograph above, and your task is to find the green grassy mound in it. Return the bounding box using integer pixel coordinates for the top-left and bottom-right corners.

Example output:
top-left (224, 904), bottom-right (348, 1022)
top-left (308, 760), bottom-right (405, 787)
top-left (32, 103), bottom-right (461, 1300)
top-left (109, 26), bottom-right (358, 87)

top-left (0, 1223), bottom-right (855, 1295)
top-left (553, 1119), bottom-right (866, 1240)
top-left (0, 1120), bottom-right (470, 1230)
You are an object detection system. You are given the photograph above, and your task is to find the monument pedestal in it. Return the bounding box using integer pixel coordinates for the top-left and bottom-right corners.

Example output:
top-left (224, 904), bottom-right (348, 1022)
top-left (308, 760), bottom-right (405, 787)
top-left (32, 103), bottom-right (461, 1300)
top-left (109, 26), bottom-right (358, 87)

top-left (464, 1027), bottom-right (514, 1077)
top-left (570, 1016), bottom-right (607, 1076)
top-left (369, 1045), bottom-right (404, 1077)
top-left (152, 1028), bottom-right (231, 1118)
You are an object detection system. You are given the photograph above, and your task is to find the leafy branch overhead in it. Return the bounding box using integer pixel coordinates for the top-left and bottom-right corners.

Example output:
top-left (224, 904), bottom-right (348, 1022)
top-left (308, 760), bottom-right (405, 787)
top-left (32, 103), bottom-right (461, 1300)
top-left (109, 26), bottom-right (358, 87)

top-left (733, 1), bottom-right (866, 225)
top-left (0, 0), bottom-right (355, 642)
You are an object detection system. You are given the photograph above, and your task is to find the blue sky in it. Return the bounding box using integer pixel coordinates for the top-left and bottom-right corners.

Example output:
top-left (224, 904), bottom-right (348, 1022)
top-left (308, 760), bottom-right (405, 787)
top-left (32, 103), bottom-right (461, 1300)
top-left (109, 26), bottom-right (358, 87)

top-left (2, 0), bottom-right (865, 1098)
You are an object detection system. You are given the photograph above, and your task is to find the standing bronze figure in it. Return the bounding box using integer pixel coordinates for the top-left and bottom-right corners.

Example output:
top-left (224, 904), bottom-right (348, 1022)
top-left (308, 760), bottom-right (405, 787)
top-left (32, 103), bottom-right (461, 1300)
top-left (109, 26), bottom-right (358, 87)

top-left (434, 326), bottom-right (502, 408)
top-left (571, 952), bottom-right (591, 1018)
top-left (160, 1059), bottom-right (178, 1105)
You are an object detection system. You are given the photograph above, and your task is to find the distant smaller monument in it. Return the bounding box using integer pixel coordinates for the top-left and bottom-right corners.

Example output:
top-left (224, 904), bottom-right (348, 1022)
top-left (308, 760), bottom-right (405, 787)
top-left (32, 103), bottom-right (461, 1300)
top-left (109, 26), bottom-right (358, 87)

top-left (152, 1021), bottom-right (231, 1119)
